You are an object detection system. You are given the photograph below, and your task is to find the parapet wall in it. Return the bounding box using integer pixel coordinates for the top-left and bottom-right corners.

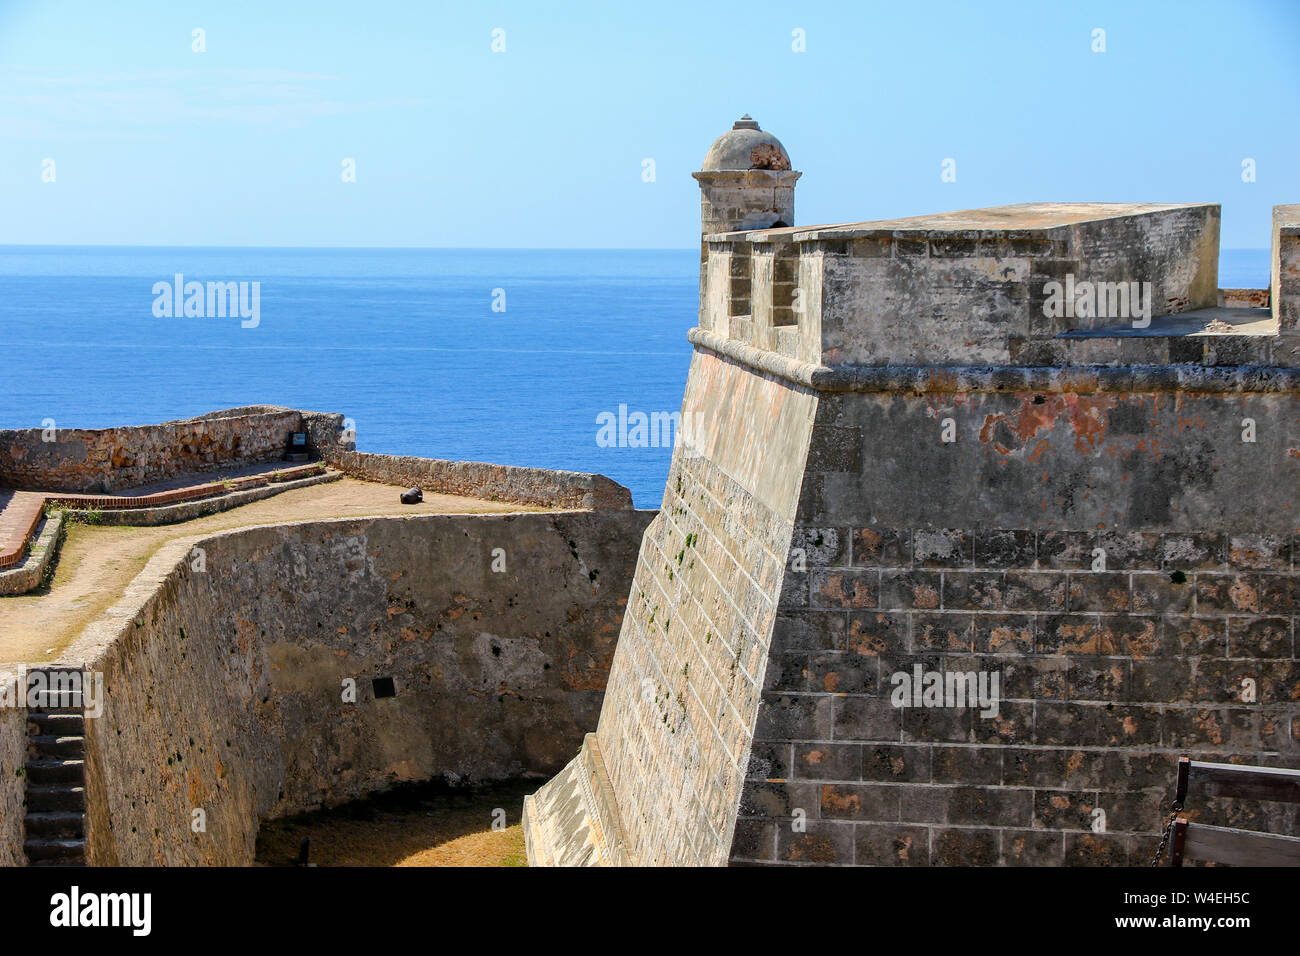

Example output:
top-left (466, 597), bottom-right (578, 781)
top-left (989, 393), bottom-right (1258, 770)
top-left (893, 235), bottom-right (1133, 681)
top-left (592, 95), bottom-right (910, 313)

top-left (0, 406), bottom-right (351, 493)
top-left (31, 508), bottom-right (651, 865)
top-left (334, 451), bottom-right (634, 511)
top-left (704, 203), bottom-right (1234, 367)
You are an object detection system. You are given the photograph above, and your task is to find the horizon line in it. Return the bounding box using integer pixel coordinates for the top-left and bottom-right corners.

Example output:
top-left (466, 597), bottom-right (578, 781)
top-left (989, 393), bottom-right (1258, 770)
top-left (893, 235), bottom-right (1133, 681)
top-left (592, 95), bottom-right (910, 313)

top-left (0, 243), bottom-right (701, 253)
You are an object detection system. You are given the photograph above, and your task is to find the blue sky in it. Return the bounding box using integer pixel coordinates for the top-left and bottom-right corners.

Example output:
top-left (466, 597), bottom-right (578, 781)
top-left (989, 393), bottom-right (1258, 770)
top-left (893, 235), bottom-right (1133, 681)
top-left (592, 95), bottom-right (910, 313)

top-left (0, 0), bottom-right (1295, 249)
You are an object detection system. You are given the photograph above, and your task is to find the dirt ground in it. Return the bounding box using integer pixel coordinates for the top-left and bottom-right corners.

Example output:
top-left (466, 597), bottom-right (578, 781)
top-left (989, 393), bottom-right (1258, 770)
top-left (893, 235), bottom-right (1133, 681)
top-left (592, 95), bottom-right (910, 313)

top-left (255, 780), bottom-right (533, 867)
top-left (0, 477), bottom-right (540, 663)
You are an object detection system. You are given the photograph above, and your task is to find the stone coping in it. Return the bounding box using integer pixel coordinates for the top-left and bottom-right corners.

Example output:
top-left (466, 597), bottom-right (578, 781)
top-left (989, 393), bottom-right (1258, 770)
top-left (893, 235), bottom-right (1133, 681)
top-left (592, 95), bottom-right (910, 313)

top-left (0, 492), bottom-right (45, 570)
top-left (705, 201), bottom-right (1215, 243)
top-left (687, 326), bottom-right (1300, 394)
top-left (43, 462), bottom-right (327, 510)
top-left (335, 451), bottom-right (633, 511)
top-left (1059, 307), bottom-right (1276, 339)
top-left (57, 470), bottom-right (341, 528)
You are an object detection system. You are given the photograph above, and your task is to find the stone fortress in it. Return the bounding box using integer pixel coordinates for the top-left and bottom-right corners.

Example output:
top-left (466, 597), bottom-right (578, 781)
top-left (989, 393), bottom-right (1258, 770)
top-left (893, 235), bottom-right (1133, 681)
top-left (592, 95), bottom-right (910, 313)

top-left (523, 118), bottom-right (1300, 866)
top-left (1, 117), bottom-right (1297, 866)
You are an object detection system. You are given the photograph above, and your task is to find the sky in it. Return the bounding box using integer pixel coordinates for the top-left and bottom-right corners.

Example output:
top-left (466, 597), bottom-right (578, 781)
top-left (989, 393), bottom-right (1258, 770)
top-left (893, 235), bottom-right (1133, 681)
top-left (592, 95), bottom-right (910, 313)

top-left (0, 0), bottom-right (1296, 249)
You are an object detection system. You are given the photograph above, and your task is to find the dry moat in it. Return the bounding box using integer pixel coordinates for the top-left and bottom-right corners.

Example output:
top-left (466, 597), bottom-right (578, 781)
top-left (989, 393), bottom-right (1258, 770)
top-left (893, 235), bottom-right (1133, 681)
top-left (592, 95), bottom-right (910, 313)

top-left (255, 780), bottom-right (531, 867)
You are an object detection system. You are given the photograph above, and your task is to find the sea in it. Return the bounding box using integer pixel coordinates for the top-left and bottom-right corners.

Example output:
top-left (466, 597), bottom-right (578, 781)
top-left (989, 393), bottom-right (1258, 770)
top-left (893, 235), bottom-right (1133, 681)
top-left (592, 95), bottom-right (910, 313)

top-left (0, 247), bottom-right (1272, 509)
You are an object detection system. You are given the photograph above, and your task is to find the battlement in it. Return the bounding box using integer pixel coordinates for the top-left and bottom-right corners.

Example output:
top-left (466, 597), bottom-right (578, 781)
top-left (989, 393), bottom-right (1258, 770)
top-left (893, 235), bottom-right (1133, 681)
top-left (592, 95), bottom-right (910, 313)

top-left (701, 201), bottom-right (1299, 370)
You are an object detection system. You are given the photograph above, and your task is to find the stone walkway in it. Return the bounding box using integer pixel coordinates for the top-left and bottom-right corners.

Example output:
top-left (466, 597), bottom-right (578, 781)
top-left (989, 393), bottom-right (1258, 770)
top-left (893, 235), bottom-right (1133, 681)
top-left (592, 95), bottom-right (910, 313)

top-left (0, 477), bottom-right (543, 663)
top-left (0, 491), bottom-right (46, 570)
top-left (0, 462), bottom-right (325, 570)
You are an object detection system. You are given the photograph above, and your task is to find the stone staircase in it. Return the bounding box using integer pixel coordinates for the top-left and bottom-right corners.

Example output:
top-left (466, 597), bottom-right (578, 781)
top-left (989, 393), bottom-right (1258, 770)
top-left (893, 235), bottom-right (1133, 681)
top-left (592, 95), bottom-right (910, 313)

top-left (22, 669), bottom-right (87, 866)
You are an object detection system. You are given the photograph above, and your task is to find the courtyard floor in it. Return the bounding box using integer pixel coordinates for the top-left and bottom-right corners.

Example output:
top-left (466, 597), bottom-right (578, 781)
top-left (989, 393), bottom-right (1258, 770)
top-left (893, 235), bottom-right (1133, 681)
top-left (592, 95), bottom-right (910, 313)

top-left (0, 476), bottom-right (541, 663)
top-left (254, 779), bottom-right (532, 867)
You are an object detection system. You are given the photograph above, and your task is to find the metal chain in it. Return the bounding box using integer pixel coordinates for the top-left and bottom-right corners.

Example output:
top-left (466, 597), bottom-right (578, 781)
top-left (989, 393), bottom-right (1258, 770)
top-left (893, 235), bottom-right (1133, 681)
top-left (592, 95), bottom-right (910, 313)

top-left (1149, 801), bottom-right (1184, 867)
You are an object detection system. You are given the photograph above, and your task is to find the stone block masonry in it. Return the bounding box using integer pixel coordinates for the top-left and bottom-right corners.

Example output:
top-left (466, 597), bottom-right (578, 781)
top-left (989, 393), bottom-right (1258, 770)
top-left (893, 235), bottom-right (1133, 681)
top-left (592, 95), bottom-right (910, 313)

top-left (0, 406), bottom-right (351, 493)
top-left (0, 685), bottom-right (25, 865)
top-left (523, 116), bottom-right (1300, 866)
top-left (740, 523), bottom-right (1298, 866)
top-left (334, 451), bottom-right (633, 511)
top-left (13, 508), bottom-right (653, 865)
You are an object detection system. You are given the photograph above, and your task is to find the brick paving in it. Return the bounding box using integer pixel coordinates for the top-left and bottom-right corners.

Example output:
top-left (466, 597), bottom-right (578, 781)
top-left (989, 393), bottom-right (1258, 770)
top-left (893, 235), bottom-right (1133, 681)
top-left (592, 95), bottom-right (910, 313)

top-left (0, 491), bottom-right (48, 570)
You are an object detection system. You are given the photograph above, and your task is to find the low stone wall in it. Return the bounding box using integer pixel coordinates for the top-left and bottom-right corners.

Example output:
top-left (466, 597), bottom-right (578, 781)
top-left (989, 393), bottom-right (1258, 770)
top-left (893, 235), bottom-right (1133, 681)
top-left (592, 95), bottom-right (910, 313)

top-left (333, 451), bottom-right (633, 511)
top-left (0, 672), bottom-right (25, 866)
top-left (60, 508), bottom-right (651, 865)
top-left (0, 516), bottom-right (63, 597)
top-left (59, 471), bottom-right (339, 528)
top-left (0, 406), bottom-right (350, 493)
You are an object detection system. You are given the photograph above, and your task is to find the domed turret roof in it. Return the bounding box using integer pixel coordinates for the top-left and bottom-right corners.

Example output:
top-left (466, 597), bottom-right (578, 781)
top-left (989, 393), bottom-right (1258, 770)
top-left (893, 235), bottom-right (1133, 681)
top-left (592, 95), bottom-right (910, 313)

top-left (701, 115), bottom-right (791, 171)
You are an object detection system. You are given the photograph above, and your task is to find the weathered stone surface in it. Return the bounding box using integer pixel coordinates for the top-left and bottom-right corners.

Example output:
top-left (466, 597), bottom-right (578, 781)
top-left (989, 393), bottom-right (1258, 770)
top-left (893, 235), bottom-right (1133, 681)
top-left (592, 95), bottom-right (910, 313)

top-left (533, 349), bottom-right (817, 865)
top-left (525, 134), bottom-right (1300, 867)
top-left (1274, 204), bottom-right (1300, 333)
top-left (0, 406), bottom-right (350, 493)
top-left (29, 508), bottom-right (653, 865)
top-left (335, 451), bottom-right (632, 511)
top-left (0, 681), bottom-right (24, 865)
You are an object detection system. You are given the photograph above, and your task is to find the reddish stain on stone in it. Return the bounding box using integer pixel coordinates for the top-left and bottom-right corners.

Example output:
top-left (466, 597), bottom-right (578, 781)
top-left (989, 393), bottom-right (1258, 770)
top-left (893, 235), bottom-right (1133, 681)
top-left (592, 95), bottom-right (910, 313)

top-left (980, 393), bottom-right (1120, 456)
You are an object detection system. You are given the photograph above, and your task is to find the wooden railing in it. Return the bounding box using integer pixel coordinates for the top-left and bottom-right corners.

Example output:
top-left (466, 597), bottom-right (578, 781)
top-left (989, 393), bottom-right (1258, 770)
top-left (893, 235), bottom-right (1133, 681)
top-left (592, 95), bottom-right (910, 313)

top-left (1169, 758), bottom-right (1300, 867)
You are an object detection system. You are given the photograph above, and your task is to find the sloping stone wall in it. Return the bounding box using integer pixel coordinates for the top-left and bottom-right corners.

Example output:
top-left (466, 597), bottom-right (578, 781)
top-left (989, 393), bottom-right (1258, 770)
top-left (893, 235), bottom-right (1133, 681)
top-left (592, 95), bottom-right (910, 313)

top-left (574, 349), bottom-right (817, 864)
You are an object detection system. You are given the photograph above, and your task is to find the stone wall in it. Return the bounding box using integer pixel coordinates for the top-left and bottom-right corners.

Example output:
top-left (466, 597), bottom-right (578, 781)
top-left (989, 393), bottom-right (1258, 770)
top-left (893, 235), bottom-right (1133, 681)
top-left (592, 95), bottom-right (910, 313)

top-left (1275, 204), bottom-right (1299, 334)
top-left (57, 509), bottom-right (650, 865)
top-left (529, 349), bottom-right (818, 865)
top-left (333, 451), bottom-right (632, 511)
top-left (526, 196), bottom-right (1300, 867)
top-left (0, 672), bottom-right (24, 866)
top-left (0, 406), bottom-right (350, 493)
top-left (704, 203), bottom-right (1221, 368)
top-left (735, 384), bottom-right (1299, 865)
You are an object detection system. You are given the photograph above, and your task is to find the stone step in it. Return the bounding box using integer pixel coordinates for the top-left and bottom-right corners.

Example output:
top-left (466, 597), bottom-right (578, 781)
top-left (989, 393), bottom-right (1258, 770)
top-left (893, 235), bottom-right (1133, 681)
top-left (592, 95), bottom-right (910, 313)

top-left (27, 735), bottom-right (85, 759)
top-left (25, 759), bottom-right (84, 785)
top-left (25, 811), bottom-right (85, 839)
top-left (26, 712), bottom-right (84, 734)
top-left (25, 785), bottom-right (85, 812)
top-left (27, 695), bottom-right (84, 712)
top-left (23, 838), bottom-right (85, 864)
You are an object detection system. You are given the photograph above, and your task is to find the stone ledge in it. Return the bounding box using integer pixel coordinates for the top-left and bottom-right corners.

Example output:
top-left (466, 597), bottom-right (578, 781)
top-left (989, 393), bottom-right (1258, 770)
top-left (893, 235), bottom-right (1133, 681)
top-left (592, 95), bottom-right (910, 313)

top-left (56, 470), bottom-right (341, 527)
top-left (336, 452), bottom-right (633, 511)
top-left (0, 516), bottom-right (63, 596)
top-left (44, 462), bottom-right (328, 510)
top-left (687, 327), bottom-right (1300, 394)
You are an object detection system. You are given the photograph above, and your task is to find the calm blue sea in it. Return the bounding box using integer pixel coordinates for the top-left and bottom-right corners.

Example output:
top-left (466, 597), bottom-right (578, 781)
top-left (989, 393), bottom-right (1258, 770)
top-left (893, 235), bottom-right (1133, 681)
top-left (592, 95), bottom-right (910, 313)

top-left (0, 247), bottom-right (1272, 508)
